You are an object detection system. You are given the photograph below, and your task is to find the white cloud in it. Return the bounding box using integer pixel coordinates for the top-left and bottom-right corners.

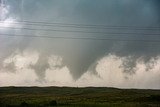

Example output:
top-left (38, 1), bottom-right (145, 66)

top-left (77, 54), bottom-right (160, 89)
top-left (0, 69), bottom-right (38, 86)
top-left (0, 49), bottom-right (39, 86)
top-left (3, 49), bottom-right (39, 69)
top-left (44, 55), bottom-right (73, 86)
top-left (0, 52), bottom-right (160, 89)
top-left (45, 66), bottom-right (73, 86)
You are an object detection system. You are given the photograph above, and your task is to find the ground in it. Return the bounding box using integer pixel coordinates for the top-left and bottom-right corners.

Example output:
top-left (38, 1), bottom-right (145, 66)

top-left (0, 87), bottom-right (160, 107)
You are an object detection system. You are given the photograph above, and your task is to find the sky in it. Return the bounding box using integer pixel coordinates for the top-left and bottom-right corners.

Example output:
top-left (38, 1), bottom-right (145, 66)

top-left (0, 0), bottom-right (160, 89)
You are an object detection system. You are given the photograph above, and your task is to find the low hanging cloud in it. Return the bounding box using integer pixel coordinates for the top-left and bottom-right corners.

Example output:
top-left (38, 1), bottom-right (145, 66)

top-left (0, 49), bottom-right (39, 86)
top-left (77, 54), bottom-right (160, 89)
top-left (0, 50), bottom-right (160, 89)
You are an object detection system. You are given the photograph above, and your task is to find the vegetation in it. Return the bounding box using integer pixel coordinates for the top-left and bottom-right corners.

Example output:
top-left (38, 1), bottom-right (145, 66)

top-left (0, 87), bottom-right (160, 107)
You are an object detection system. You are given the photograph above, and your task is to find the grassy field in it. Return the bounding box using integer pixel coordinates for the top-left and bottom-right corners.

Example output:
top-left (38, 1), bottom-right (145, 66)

top-left (0, 87), bottom-right (160, 107)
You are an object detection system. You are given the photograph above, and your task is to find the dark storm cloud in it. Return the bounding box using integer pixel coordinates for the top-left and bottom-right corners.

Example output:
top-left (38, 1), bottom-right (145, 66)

top-left (1, 0), bottom-right (160, 79)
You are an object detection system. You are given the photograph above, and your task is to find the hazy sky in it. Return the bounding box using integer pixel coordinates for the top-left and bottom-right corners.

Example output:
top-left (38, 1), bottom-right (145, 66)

top-left (0, 0), bottom-right (160, 88)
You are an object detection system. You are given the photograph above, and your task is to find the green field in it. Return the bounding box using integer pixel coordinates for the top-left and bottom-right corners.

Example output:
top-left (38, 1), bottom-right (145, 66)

top-left (0, 87), bottom-right (160, 107)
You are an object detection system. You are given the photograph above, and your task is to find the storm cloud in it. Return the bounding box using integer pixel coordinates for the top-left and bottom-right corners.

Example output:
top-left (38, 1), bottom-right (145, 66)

top-left (0, 0), bottom-right (160, 88)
